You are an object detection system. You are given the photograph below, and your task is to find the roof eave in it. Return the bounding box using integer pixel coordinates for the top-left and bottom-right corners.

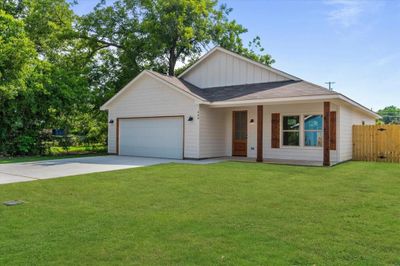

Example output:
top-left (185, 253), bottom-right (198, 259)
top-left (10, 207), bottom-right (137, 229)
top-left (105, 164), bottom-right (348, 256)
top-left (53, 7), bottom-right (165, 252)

top-left (100, 70), bottom-right (207, 111)
top-left (146, 71), bottom-right (207, 102)
top-left (178, 46), bottom-right (300, 81)
top-left (100, 71), bottom-right (149, 110)
top-left (207, 94), bottom-right (340, 107)
top-left (337, 94), bottom-right (381, 119)
top-left (206, 94), bottom-right (380, 119)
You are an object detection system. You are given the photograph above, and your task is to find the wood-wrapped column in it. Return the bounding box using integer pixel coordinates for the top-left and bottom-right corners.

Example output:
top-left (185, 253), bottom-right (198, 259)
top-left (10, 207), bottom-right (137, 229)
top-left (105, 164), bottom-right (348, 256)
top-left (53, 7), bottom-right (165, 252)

top-left (257, 105), bottom-right (263, 162)
top-left (323, 102), bottom-right (330, 166)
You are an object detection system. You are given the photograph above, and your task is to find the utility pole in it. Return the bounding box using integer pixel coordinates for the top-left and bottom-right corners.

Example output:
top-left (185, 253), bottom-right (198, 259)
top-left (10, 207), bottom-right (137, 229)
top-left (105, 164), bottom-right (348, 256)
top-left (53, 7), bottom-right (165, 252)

top-left (325, 81), bottom-right (335, 91)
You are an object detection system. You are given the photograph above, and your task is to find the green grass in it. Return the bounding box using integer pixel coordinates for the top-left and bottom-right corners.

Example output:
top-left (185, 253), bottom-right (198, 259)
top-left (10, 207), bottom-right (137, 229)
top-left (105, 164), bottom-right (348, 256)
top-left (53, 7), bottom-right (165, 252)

top-left (0, 145), bottom-right (107, 164)
top-left (0, 162), bottom-right (399, 265)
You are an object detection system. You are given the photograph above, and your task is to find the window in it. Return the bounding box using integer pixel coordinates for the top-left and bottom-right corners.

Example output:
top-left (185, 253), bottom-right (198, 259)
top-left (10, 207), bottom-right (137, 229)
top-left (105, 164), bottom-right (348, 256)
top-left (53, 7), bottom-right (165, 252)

top-left (304, 115), bottom-right (323, 147)
top-left (282, 116), bottom-right (300, 146)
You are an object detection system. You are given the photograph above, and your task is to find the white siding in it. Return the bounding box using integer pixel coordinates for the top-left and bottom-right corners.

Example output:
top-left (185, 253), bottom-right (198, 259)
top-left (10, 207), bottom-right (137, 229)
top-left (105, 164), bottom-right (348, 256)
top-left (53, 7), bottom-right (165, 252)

top-left (199, 102), bottom-right (344, 163)
top-left (339, 105), bottom-right (375, 161)
top-left (198, 106), bottom-right (226, 158)
top-left (105, 71), bottom-right (376, 164)
top-left (107, 75), bottom-right (200, 158)
top-left (182, 50), bottom-right (289, 88)
top-left (197, 105), bottom-right (258, 158)
top-left (263, 103), bottom-right (339, 163)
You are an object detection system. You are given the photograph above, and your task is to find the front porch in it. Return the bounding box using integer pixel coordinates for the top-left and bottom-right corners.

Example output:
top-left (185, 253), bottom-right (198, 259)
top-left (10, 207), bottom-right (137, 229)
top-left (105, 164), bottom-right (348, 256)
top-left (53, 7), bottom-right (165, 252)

top-left (198, 100), bottom-right (339, 166)
top-left (225, 156), bottom-right (339, 166)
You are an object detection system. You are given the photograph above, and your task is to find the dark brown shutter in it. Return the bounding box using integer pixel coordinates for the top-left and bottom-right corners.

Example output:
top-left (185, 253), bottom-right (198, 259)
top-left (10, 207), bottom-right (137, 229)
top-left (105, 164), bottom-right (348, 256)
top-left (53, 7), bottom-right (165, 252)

top-left (330, 111), bottom-right (336, 150)
top-left (271, 113), bottom-right (280, 148)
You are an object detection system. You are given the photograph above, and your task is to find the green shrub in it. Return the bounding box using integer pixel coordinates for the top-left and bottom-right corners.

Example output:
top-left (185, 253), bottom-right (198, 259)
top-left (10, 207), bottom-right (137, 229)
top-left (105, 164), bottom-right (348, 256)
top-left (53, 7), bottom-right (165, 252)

top-left (15, 136), bottom-right (35, 155)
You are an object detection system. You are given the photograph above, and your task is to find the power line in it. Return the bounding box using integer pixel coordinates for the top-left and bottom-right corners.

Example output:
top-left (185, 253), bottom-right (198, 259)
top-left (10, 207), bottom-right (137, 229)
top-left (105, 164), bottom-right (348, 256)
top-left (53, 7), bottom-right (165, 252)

top-left (325, 81), bottom-right (335, 91)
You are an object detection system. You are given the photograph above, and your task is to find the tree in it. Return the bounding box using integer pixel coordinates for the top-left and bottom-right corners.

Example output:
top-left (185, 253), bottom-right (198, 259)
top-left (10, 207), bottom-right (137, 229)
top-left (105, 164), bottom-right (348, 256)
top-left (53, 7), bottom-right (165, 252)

top-left (0, 1), bottom-right (91, 155)
top-left (377, 106), bottom-right (400, 124)
top-left (0, 0), bottom-right (275, 155)
top-left (0, 10), bottom-right (38, 154)
top-left (0, 0), bottom-right (25, 17)
top-left (140, 0), bottom-right (228, 76)
top-left (0, 10), bottom-right (36, 99)
top-left (78, 0), bottom-right (274, 77)
top-left (140, 0), bottom-right (273, 76)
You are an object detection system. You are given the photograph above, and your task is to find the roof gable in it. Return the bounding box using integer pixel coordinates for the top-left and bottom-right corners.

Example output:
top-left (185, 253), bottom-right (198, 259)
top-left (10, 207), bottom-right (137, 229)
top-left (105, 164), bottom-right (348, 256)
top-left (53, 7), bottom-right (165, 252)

top-left (100, 71), bottom-right (205, 110)
top-left (179, 47), bottom-right (299, 88)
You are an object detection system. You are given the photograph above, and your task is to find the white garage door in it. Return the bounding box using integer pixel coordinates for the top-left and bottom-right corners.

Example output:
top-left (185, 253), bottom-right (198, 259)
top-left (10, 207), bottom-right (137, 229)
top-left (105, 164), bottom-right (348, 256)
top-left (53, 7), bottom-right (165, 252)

top-left (119, 117), bottom-right (183, 159)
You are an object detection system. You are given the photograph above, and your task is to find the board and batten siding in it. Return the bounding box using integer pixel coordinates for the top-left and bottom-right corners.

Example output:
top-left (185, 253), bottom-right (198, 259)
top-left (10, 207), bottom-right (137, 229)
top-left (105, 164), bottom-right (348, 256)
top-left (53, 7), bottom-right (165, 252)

top-left (339, 105), bottom-right (375, 161)
top-left (263, 103), bottom-right (339, 162)
top-left (198, 105), bottom-right (226, 158)
top-left (199, 105), bottom-right (258, 158)
top-left (106, 75), bottom-right (200, 158)
top-left (199, 102), bottom-right (345, 162)
top-left (182, 50), bottom-right (289, 88)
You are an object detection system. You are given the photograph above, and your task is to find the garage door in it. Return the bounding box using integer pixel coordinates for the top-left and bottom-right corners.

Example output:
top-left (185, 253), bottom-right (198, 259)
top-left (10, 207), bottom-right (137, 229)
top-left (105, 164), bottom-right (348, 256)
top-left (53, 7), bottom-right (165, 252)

top-left (118, 117), bottom-right (184, 159)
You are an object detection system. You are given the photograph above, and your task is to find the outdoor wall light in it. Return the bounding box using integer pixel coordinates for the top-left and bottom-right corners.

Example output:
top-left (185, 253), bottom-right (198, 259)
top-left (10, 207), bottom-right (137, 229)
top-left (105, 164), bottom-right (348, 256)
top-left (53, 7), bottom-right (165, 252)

top-left (109, 119), bottom-right (114, 124)
top-left (250, 119), bottom-right (254, 124)
top-left (188, 116), bottom-right (194, 122)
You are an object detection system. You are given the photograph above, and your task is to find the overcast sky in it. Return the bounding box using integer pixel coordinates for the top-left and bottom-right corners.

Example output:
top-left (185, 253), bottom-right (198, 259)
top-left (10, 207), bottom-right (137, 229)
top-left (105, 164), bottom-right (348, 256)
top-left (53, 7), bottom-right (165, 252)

top-left (70, 0), bottom-right (400, 111)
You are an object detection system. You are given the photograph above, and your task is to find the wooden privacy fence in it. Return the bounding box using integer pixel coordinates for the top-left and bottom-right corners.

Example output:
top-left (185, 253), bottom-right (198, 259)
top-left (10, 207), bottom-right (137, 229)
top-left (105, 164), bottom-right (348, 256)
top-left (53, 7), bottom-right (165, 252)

top-left (353, 125), bottom-right (400, 163)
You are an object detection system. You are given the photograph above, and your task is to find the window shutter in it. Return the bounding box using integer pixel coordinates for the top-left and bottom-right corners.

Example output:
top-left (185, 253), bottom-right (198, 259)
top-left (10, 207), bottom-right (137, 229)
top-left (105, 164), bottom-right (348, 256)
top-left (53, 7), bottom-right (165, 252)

top-left (271, 113), bottom-right (280, 148)
top-left (330, 111), bottom-right (336, 150)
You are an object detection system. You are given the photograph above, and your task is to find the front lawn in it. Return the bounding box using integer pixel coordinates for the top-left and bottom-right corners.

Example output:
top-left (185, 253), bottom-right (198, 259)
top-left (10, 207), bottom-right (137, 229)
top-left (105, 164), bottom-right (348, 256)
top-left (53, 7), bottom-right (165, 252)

top-left (0, 162), bottom-right (399, 265)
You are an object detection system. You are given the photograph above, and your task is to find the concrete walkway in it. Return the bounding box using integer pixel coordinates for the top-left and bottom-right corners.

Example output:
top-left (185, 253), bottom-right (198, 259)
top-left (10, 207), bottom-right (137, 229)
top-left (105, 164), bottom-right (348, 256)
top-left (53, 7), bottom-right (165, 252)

top-left (0, 156), bottom-right (224, 185)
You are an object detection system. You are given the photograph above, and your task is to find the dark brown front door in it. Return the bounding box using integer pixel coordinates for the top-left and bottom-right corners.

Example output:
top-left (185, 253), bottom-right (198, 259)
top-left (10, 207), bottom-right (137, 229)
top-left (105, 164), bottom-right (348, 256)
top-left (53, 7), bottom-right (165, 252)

top-left (232, 111), bottom-right (247, 156)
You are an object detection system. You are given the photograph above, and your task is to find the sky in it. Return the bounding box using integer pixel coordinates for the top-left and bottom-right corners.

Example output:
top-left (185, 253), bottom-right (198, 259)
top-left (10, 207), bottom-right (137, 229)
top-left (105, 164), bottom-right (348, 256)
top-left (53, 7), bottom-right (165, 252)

top-left (70, 0), bottom-right (400, 111)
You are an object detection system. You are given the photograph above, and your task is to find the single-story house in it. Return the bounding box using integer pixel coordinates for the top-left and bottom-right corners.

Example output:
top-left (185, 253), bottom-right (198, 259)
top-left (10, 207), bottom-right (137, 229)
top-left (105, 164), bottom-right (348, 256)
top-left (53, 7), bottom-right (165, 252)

top-left (101, 46), bottom-right (379, 166)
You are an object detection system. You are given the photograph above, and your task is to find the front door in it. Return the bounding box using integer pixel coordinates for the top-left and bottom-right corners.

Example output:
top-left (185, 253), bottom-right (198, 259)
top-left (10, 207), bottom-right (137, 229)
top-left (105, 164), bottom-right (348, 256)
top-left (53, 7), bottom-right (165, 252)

top-left (232, 111), bottom-right (248, 156)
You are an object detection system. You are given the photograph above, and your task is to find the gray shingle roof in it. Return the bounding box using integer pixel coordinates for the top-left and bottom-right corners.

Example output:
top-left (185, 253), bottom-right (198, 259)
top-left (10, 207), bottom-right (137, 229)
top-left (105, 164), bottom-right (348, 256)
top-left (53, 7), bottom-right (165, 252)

top-left (183, 80), bottom-right (338, 102)
top-left (150, 71), bottom-right (338, 102)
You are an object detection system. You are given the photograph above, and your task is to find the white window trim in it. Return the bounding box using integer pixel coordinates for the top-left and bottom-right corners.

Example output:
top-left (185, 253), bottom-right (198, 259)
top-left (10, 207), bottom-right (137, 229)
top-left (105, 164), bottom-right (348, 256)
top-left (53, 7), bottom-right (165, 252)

top-left (304, 114), bottom-right (323, 148)
top-left (281, 114), bottom-right (301, 147)
top-left (280, 113), bottom-right (324, 149)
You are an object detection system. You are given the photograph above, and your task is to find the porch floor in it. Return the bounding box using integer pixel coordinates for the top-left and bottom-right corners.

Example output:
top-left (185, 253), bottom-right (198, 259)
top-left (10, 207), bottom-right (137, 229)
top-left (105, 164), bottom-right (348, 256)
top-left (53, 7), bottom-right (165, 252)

top-left (225, 157), bottom-right (338, 166)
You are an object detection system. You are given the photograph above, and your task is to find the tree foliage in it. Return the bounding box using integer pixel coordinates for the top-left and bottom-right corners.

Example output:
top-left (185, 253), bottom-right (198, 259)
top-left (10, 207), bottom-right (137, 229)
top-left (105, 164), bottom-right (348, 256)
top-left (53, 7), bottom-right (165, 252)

top-left (0, 0), bottom-right (273, 155)
top-left (0, 1), bottom-right (92, 155)
top-left (0, 10), bottom-right (35, 98)
top-left (377, 106), bottom-right (400, 124)
top-left (77, 0), bottom-right (274, 98)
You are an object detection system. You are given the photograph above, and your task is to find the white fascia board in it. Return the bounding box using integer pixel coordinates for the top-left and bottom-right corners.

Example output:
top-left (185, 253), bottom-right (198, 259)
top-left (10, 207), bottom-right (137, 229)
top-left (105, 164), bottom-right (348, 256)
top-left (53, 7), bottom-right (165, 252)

top-left (100, 70), bottom-right (205, 110)
top-left (178, 47), bottom-right (219, 78)
top-left (207, 95), bottom-right (340, 108)
top-left (146, 71), bottom-right (206, 103)
top-left (100, 71), bottom-right (148, 110)
top-left (214, 47), bottom-right (300, 81)
top-left (337, 94), bottom-right (381, 119)
top-left (206, 94), bottom-right (380, 119)
top-left (178, 46), bottom-right (300, 81)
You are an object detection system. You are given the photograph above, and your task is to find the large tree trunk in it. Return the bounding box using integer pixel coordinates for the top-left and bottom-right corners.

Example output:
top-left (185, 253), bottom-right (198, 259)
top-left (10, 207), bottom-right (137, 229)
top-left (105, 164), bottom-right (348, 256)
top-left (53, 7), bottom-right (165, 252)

top-left (168, 48), bottom-right (177, 76)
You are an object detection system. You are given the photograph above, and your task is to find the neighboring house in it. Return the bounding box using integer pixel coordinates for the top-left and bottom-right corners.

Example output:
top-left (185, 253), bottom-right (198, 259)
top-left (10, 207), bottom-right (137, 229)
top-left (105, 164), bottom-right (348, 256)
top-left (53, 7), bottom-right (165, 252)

top-left (101, 46), bottom-right (379, 166)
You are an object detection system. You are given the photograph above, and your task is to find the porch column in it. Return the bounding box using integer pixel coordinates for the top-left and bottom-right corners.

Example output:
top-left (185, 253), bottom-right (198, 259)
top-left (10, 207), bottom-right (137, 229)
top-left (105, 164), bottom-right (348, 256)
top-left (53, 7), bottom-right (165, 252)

top-left (257, 105), bottom-right (263, 162)
top-left (323, 102), bottom-right (330, 166)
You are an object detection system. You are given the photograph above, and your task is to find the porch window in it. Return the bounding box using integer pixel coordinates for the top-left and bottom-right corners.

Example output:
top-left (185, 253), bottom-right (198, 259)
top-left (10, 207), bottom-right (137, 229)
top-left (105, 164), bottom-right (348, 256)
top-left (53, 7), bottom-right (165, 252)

top-left (282, 116), bottom-right (300, 146)
top-left (304, 115), bottom-right (323, 147)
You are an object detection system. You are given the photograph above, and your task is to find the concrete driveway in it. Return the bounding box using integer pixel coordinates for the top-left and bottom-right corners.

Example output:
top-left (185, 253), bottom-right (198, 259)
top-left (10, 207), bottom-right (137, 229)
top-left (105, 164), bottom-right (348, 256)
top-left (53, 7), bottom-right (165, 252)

top-left (0, 155), bottom-right (223, 185)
